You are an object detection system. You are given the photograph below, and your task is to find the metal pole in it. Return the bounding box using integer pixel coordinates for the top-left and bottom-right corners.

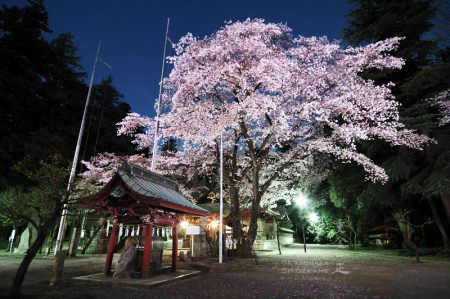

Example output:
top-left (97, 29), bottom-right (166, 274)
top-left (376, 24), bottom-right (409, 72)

top-left (54, 41), bottom-right (101, 255)
top-left (191, 234), bottom-right (194, 257)
top-left (302, 218), bottom-right (306, 253)
top-left (219, 132), bottom-right (223, 263)
top-left (151, 18), bottom-right (170, 172)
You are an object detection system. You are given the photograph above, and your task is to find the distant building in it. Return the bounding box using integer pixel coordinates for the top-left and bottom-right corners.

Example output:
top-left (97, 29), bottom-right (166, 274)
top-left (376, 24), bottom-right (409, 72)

top-left (191, 203), bottom-right (295, 253)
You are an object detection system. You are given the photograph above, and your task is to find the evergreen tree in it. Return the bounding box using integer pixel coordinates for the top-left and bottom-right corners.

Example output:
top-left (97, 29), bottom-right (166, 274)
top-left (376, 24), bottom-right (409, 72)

top-left (0, 0), bottom-right (53, 187)
top-left (338, 0), bottom-right (450, 248)
top-left (80, 76), bottom-right (134, 162)
top-left (0, 1), bottom-right (134, 189)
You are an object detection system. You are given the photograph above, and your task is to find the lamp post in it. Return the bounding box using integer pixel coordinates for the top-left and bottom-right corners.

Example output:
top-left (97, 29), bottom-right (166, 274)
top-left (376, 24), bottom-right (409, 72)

top-left (295, 194), bottom-right (308, 253)
top-left (300, 219), bottom-right (306, 253)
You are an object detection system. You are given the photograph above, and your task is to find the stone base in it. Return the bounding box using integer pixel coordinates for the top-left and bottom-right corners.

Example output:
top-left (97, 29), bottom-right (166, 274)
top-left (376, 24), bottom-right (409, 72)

top-left (134, 266), bottom-right (174, 279)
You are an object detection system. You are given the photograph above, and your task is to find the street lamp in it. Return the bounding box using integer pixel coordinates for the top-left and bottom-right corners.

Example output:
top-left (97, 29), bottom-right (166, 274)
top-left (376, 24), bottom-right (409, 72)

top-left (295, 194), bottom-right (309, 209)
top-left (295, 193), bottom-right (309, 253)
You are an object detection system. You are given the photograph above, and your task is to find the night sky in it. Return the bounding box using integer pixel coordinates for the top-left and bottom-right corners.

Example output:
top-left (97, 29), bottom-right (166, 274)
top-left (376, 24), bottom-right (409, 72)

top-left (2, 0), bottom-right (352, 117)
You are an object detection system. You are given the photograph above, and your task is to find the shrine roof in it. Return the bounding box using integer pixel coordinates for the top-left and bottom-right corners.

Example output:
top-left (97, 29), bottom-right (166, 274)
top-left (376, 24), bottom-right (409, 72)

top-left (278, 227), bottom-right (295, 233)
top-left (197, 202), bottom-right (231, 215)
top-left (79, 163), bottom-right (209, 217)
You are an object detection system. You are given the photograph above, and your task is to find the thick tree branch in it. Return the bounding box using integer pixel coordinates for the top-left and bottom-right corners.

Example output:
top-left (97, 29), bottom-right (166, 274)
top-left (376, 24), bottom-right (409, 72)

top-left (260, 150), bottom-right (308, 194)
top-left (239, 120), bottom-right (258, 166)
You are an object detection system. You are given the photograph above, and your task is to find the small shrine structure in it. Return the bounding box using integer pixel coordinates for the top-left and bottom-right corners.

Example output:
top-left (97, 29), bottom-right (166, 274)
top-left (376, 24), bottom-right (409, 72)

top-left (78, 163), bottom-right (209, 277)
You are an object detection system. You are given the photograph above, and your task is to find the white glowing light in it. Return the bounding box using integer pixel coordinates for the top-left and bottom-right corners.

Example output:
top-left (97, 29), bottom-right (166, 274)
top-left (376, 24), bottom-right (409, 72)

top-left (296, 194), bottom-right (309, 209)
top-left (208, 219), bottom-right (219, 230)
top-left (180, 221), bottom-right (190, 229)
top-left (308, 212), bottom-right (319, 223)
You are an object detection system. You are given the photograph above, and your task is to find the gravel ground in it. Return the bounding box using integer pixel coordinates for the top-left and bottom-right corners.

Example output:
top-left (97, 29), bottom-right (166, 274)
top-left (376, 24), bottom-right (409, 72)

top-left (1, 245), bottom-right (449, 299)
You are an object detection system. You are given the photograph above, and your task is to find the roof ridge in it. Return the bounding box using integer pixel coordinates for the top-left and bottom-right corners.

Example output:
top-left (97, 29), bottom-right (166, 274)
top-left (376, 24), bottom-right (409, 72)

top-left (124, 163), bottom-right (180, 192)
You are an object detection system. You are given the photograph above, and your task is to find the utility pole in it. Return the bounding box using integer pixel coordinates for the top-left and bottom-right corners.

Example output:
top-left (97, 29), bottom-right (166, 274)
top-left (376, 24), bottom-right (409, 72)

top-left (151, 18), bottom-right (170, 172)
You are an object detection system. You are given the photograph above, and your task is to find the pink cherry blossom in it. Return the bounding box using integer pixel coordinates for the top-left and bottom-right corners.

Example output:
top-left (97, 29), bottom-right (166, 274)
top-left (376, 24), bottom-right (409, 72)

top-left (82, 19), bottom-right (432, 215)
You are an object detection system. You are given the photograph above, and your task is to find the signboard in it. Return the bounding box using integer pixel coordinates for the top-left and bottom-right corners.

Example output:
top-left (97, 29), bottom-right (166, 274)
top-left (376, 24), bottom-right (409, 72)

top-left (186, 225), bottom-right (200, 235)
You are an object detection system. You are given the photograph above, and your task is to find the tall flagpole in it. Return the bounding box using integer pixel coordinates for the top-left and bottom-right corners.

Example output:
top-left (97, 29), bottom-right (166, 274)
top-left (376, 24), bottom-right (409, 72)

top-left (50, 41), bottom-right (102, 285)
top-left (54, 41), bottom-right (102, 254)
top-left (219, 131), bottom-right (224, 263)
top-left (151, 18), bottom-right (170, 172)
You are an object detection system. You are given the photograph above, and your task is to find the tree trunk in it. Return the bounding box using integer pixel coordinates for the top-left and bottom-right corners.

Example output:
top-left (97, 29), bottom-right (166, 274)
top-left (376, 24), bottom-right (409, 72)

top-left (249, 162), bottom-right (260, 241)
top-left (441, 194), bottom-right (450, 225)
top-left (9, 212), bottom-right (60, 298)
top-left (94, 218), bottom-right (108, 254)
top-left (205, 230), bottom-right (218, 257)
top-left (238, 238), bottom-right (255, 259)
top-left (68, 227), bottom-right (81, 257)
top-left (81, 221), bottom-right (104, 254)
top-left (276, 221), bottom-right (281, 255)
top-left (348, 230), bottom-right (353, 249)
top-left (406, 213), bottom-right (421, 263)
top-left (393, 213), bottom-right (408, 249)
top-left (69, 215), bottom-right (83, 257)
top-left (427, 197), bottom-right (449, 248)
top-left (230, 187), bottom-right (242, 237)
top-left (237, 194), bottom-right (260, 258)
top-left (407, 238), bottom-right (421, 262)
top-left (240, 163), bottom-right (261, 259)
top-left (229, 185), bottom-right (244, 256)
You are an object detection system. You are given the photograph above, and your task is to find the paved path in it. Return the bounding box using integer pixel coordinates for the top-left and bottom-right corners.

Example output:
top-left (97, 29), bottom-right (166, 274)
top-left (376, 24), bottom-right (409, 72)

top-left (1, 245), bottom-right (449, 298)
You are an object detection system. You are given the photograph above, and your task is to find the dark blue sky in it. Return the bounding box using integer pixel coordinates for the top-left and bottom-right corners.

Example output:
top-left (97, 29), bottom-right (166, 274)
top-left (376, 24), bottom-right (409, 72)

top-left (3, 0), bottom-right (352, 117)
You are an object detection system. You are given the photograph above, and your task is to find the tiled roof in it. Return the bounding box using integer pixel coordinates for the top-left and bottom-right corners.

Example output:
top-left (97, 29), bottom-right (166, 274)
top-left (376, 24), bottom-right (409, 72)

top-left (197, 202), bottom-right (231, 214)
top-left (119, 164), bottom-right (208, 215)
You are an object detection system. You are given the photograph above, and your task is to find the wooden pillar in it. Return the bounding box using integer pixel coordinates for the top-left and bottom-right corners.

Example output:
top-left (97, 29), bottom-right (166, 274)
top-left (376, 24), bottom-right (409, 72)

top-left (171, 224), bottom-right (178, 272)
top-left (142, 222), bottom-right (153, 274)
top-left (104, 221), bottom-right (119, 276)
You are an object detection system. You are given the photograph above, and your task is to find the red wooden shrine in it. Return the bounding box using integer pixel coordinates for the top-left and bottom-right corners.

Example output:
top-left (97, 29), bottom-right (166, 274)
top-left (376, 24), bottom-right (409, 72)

top-left (78, 163), bottom-right (209, 277)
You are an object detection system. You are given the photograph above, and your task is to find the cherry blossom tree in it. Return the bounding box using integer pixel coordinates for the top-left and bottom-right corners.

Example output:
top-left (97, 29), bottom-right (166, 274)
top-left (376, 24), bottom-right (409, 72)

top-left (83, 19), bottom-right (431, 257)
top-left (156, 19), bottom-right (431, 254)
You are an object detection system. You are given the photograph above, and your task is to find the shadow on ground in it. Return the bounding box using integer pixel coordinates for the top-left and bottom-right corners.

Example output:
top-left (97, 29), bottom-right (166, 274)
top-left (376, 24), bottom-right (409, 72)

top-left (1, 244), bottom-right (449, 299)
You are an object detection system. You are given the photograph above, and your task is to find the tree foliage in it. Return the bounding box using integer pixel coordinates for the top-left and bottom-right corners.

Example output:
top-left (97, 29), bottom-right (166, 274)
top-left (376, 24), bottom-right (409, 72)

top-left (0, 153), bottom-right (69, 297)
top-left (326, 0), bottom-right (450, 248)
top-left (79, 19), bottom-right (432, 258)
top-left (0, 0), bottom-right (133, 190)
top-left (0, 154), bottom-right (68, 231)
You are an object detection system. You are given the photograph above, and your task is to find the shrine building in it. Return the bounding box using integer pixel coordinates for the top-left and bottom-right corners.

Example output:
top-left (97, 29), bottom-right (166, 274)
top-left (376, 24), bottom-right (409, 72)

top-left (78, 163), bottom-right (209, 277)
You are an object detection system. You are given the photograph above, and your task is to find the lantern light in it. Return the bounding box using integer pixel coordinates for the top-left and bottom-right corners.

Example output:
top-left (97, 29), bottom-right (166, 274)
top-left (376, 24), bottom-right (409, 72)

top-left (209, 219), bottom-right (219, 230)
top-left (180, 220), bottom-right (190, 229)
